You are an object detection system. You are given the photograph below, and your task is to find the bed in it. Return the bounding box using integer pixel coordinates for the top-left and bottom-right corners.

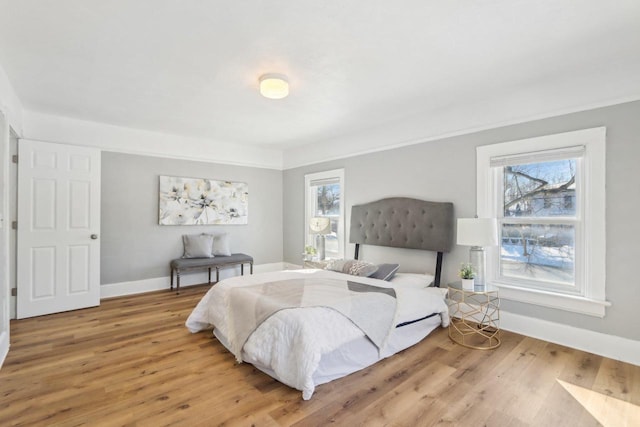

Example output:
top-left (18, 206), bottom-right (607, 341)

top-left (186, 197), bottom-right (454, 400)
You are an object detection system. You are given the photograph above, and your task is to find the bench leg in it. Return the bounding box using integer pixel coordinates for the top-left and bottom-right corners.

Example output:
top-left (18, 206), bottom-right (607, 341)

top-left (241, 263), bottom-right (244, 275)
top-left (250, 262), bottom-right (253, 274)
top-left (216, 267), bottom-right (219, 283)
top-left (208, 268), bottom-right (211, 284)
top-left (170, 268), bottom-right (174, 290)
top-left (176, 270), bottom-right (181, 295)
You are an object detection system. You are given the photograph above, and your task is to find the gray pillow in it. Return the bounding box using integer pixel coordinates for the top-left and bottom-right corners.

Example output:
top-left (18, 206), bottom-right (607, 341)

top-left (210, 232), bottom-right (231, 256)
top-left (370, 263), bottom-right (400, 281)
top-left (182, 234), bottom-right (215, 258)
top-left (326, 259), bottom-right (379, 277)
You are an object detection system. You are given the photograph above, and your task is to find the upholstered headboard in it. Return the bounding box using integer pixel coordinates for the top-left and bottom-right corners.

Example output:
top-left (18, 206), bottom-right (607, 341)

top-left (349, 197), bottom-right (454, 286)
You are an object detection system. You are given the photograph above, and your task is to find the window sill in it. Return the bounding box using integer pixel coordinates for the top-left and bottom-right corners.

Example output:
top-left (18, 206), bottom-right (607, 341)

top-left (493, 282), bottom-right (610, 318)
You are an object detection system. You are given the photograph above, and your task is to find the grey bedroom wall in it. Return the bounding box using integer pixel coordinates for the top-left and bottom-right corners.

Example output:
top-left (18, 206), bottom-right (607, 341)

top-left (283, 100), bottom-right (640, 342)
top-left (101, 152), bottom-right (283, 285)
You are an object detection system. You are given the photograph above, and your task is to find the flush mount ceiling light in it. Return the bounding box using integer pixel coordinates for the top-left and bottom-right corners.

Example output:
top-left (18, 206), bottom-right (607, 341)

top-left (259, 73), bottom-right (289, 99)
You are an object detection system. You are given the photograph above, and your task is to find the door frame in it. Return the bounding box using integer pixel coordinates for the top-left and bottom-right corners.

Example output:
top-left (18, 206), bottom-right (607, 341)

top-left (0, 109), bottom-right (10, 367)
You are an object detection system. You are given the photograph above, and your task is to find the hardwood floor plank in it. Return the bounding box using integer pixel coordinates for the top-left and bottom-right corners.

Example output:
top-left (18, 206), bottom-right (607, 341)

top-left (0, 285), bottom-right (638, 426)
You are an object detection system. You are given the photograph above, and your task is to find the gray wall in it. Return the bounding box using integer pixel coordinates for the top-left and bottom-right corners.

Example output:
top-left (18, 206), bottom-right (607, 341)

top-left (101, 152), bottom-right (283, 284)
top-left (283, 100), bottom-right (640, 341)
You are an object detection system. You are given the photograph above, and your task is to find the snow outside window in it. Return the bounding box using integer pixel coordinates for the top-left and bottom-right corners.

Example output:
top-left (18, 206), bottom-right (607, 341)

top-left (476, 128), bottom-right (609, 317)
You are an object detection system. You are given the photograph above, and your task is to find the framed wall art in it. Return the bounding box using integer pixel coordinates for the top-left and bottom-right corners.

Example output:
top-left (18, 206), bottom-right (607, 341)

top-left (159, 175), bottom-right (248, 225)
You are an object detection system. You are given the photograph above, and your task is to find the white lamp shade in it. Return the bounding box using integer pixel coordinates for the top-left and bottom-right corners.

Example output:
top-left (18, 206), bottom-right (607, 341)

top-left (309, 217), bottom-right (331, 235)
top-left (457, 218), bottom-right (498, 247)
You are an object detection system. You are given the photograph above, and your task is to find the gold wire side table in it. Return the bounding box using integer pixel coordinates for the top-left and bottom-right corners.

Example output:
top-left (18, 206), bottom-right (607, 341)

top-left (447, 282), bottom-right (501, 350)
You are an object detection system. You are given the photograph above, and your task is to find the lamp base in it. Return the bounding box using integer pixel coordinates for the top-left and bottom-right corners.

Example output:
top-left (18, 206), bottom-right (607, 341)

top-left (469, 246), bottom-right (486, 287)
top-left (315, 235), bottom-right (326, 261)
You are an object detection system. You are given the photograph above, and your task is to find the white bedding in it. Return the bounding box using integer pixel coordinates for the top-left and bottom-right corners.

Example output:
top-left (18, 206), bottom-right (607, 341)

top-left (186, 269), bottom-right (449, 399)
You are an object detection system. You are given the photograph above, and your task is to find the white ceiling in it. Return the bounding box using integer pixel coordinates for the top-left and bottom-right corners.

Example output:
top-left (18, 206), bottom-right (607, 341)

top-left (1, 1), bottom-right (639, 158)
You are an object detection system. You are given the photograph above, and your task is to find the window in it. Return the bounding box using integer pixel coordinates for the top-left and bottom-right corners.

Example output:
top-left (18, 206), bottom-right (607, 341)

top-left (477, 128), bottom-right (608, 317)
top-left (305, 169), bottom-right (345, 259)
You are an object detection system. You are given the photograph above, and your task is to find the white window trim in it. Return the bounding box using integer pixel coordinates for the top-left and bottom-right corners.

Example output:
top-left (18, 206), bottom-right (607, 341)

top-left (477, 127), bottom-right (609, 317)
top-left (304, 169), bottom-right (345, 259)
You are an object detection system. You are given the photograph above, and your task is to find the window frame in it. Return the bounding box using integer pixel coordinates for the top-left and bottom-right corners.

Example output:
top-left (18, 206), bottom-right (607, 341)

top-left (304, 168), bottom-right (345, 260)
top-left (477, 127), bottom-right (609, 317)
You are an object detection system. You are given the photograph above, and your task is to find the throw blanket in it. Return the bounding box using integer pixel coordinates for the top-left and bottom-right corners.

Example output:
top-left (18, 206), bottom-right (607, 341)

top-left (227, 278), bottom-right (398, 362)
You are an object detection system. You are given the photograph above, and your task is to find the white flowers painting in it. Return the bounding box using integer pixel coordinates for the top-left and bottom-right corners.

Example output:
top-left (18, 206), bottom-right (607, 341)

top-left (159, 176), bottom-right (248, 225)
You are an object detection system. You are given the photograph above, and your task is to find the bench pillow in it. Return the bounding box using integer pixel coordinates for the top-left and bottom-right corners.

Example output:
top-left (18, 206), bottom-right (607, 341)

top-left (202, 232), bottom-right (232, 256)
top-left (182, 234), bottom-right (215, 258)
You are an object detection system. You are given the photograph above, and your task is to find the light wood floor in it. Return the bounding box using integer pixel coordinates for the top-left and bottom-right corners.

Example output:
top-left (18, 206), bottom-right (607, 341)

top-left (1, 285), bottom-right (639, 426)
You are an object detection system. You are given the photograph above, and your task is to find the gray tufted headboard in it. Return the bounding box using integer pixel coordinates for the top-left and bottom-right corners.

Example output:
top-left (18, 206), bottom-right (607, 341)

top-left (349, 197), bottom-right (454, 286)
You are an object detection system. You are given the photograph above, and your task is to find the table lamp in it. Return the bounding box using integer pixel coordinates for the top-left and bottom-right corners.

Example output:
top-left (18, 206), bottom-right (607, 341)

top-left (457, 218), bottom-right (498, 287)
top-left (309, 217), bottom-right (331, 260)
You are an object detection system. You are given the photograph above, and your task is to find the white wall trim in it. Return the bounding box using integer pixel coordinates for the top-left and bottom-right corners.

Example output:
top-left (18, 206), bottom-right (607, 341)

top-left (23, 110), bottom-right (283, 170)
top-left (0, 331), bottom-right (8, 369)
top-left (100, 262), bottom-right (289, 299)
top-left (497, 284), bottom-right (610, 318)
top-left (0, 63), bottom-right (24, 136)
top-left (501, 310), bottom-right (640, 367)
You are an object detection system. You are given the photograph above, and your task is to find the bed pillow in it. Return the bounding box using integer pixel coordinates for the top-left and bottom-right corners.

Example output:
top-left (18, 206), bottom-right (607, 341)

top-left (182, 234), bottom-right (215, 258)
top-left (210, 232), bottom-right (232, 256)
top-left (390, 273), bottom-right (435, 288)
top-left (369, 263), bottom-right (400, 281)
top-left (326, 259), bottom-right (379, 277)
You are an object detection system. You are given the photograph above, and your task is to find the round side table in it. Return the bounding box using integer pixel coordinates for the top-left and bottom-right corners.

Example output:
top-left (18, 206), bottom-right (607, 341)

top-left (447, 282), bottom-right (501, 350)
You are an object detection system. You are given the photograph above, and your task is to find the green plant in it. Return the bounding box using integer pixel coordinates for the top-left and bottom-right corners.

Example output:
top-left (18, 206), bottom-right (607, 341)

top-left (304, 245), bottom-right (317, 255)
top-left (459, 263), bottom-right (475, 280)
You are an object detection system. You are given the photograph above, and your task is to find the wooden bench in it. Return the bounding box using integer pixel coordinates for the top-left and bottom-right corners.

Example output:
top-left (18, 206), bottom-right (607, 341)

top-left (170, 253), bottom-right (253, 294)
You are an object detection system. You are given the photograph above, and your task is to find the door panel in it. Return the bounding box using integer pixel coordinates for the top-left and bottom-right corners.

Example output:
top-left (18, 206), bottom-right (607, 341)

top-left (17, 140), bottom-right (100, 318)
top-left (32, 246), bottom-right (56, 298)
top-left (69, 180), bottom-right (90, 228)
top-left (68, 245), bottom-right (90, 293)
top-left (33, 179), bottom-right (56, 229)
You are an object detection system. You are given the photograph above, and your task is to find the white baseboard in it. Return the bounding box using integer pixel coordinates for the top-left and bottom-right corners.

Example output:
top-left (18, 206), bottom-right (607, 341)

top-left (100, 262), bottom-right (288, 299)
top-left (282, 262), bottom-right (303, 270)
top-left (0, 331), bottom-right (8, 369)
top-left (500, 310), bottom-right (640, 366)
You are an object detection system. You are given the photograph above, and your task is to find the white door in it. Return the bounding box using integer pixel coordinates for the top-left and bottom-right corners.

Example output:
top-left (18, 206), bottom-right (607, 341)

top-left (17, 140), bottom-right (100, 319)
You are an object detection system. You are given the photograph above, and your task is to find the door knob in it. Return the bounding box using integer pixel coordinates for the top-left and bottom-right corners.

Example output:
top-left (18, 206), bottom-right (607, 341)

top-left (90, 234), bottom-right (98, 240)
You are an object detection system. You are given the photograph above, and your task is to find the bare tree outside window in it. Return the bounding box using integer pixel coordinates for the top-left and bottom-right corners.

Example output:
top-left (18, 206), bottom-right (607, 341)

top-left (501, 159), bottom-right (577, 285)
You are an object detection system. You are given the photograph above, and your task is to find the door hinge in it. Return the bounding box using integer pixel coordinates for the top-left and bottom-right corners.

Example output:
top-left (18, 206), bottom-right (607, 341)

top-left (11, 288), bottom-right (17, 297)
top-left (12, 154), bottom-right (18, 164)
top-left (11, 221), bottom-right (17, 230)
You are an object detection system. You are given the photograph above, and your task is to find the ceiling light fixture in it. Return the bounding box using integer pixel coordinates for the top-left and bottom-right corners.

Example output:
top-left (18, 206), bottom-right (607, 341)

top-left (259, 73), bottom-right (289, 99)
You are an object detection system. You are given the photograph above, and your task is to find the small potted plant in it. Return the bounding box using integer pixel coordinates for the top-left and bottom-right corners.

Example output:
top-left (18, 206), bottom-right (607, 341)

top-left (459, 263), bottom-right (475, 290)
top-left (303, 245), bottom-right (317, 261)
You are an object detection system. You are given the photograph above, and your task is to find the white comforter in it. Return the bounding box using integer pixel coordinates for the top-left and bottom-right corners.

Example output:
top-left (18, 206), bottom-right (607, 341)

top-left (186, 269), bottom-right (449, 399)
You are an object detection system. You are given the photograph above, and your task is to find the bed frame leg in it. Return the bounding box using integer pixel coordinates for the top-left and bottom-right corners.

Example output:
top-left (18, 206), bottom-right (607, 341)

top-left (434, 252), bottom-right (444, 287)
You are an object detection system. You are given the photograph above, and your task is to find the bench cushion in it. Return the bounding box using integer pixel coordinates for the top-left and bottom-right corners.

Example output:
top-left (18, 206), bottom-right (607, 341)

top-left (171, 253), bottom-right (253, 270)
